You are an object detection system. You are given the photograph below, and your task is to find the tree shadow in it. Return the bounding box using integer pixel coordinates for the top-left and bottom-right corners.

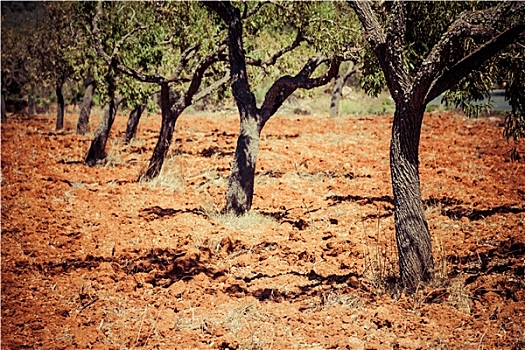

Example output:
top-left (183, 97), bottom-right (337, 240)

top-left (259, 207), bottom-right (311, 230)
top-left (448, 239), bottom-right (524, 278)
top-left (140, 206), bottom-right (208, 221)
top-left (442, 205), bottom-right (525, 221)
top-left (447, 238), bottom-right (524, 301)
top-left (31, 247), bottom-right (223, 288)
top-left (224, 270), bottom-right (364, 303)
top-left (327, 194), bottom-right (393, 206)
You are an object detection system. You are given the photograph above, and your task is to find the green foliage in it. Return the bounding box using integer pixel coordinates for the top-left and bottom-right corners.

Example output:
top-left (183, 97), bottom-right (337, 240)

top-left (356, 0), bottom-right (525, 132)
top-left (500, 45), bottom-right (525, 141)
top-left (93, 2), bottom-right (227, 108)
top-left (227, 1), bottom-right (362, 102)
top-left (442, 67), bottom-right (493, 118)
top-left (1, 4), bottom-right (41, 98)
top-left (359, 49), bottom-right (385, 97)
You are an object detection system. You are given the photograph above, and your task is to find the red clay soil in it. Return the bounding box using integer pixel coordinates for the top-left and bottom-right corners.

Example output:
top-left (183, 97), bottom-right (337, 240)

top-left (1, 109), bottom-right (524, 349)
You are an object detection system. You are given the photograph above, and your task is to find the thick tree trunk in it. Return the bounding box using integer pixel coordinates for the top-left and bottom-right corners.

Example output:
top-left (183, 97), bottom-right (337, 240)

top-left (55, 84), bottom-right (65, 130)
top-left (1, 91), bottom-right (7, 123)
top-left (138, 84), bottom-right (177, 181)
top-left (77, 80), bottom-right (96, 135)
top-left (125, 103), bottom-right (146, 144)
top-left (224, 115), bottom-right (262, 215)
top-left (390, 102), bottom-right (434, 290)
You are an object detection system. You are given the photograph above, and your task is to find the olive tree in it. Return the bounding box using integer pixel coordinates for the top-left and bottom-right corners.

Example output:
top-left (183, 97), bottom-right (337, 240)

top-left (91, 1), bottom-right (228, 175)
top-left (33, 2), bottom-right (86, 130)
top-left (205, 0), bottom-right (359, 215)
top-left (348, 0), bottom-right (525, 290)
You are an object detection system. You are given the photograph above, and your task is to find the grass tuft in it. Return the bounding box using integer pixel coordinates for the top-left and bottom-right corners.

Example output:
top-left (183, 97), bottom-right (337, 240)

top-left (210, 210), bottom-right (279, 231)
top-left (143, 156), bottom-right (185, 194)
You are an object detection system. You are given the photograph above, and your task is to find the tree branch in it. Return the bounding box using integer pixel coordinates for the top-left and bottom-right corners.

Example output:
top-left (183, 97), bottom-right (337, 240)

top-left (348, 0), bottom-right (408, 101)
top-left (112, 23), bottom-right (152, 58)
top-left (384, 2), bottom-right (411, 97)
top-left (92, 1), bottom-right (165, 84)
top-left (204, 0), bottom-right (258, 118)
top-left (192, 73), bottom-right (229, 103)
top-left (414, 1), bottom-right (524, 103)
top-left (259, 55), bottom-right (342, 121)
top-left (168, 44), bottom-right (200, 82)
top-left (426, 25), bottom-right (525, 104)
top-left (346, 1), bottom-right (386, 54)
top-left (246, 30), bottom-right (306, 69)
top-left (182, 44), bottom-right (228, 107)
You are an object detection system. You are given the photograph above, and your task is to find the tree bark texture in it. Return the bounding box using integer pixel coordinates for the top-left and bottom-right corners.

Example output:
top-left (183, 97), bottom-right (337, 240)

top-left (84, 97), bottom-right (120, 166)
top-left (55, 84), bottom-right (65, 130)
top-left (125, 103), bottom-right (145, 143)
top-left (207, 2), bottom-right (261, 215)
top-left (1, 91), bottom-right (7, 123)
top-left (329, 63), bottom-right (356, 119)
top-left (224, 116), bottom-right (262, 215)
top-left (77, 80), bottom-right (96, 135)
top-left (138, 84), bottom-right (178, 181)
top-left (28, 86), bottom-right (35, 115)
top-left (207, 1), bottom-right (343, 215)
top-left (349, 0), bottom-right (525, 291)
top-left (390, 102), bottom-right (434, 290)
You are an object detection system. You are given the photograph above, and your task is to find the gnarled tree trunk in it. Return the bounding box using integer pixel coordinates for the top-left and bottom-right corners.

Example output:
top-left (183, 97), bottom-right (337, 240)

top-left (84, 97), bottom-right (121, 166)
top-left (1, 90), bottom-right (7, 123)
top-left (77, 79), bottom-right (96, 135)
top-left (224, 115), bottom-right (262, 215)
top-left (139, 84), bottom-right (178, 181)
top-left (125, 103), bottom-right (145, 144)
top-left (206, 0), bottom-right (343, 215)
top-left (390, 102), bottom-right (434, 290)
top-left (55, 84), bottom-right (65, 130)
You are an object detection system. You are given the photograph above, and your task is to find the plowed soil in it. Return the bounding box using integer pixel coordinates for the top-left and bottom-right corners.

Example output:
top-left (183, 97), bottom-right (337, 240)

top-left (2, 109), bottom-right (524, 349)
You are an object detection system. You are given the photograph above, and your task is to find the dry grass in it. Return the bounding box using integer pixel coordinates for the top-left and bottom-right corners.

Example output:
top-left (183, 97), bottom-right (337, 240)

top-left (361, 214), bottom-right (399, 294)
top-left (143, 156), bottom-right (185, 194)
top-left (447, 280), bottom-right (471, 313)
top-left (208, 210), bottom-right (279, 231)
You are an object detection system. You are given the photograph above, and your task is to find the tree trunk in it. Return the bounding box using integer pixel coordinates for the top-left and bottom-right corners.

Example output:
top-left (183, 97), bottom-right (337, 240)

top-left (84, 98), bottom-right (120, 166)
top-left (55, 84), bottom-right (65, 130)
top-left (390, 102), bottom-right (434, 290)
top-left (1, 90), bottom-right (7, 123)
top-left (138, 84), bottom-right (177, 181)
top-left (125, 103), bottom-right (146, 144)
top-left (224, 115), bottom-right (262, 215)
top-left (77, 80), bottom-right (96, 135)
top-left (329, 63), bottom-right (356, 118)
top-left (28, 86), bottom-right (35, 115)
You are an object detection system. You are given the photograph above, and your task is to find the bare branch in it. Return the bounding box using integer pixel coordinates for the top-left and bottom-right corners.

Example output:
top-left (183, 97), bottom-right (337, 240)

top-left (346, 0), bottom-right (386, 54)
top-left (92, 1), bottom-right (164, 84)
top-left (181, 44), bottom-right (229, 107)
top-left (246, 30), bottom-right (306, 69)
top-left (168, 45), bottom-right (200, 82)
top-left (192, 73), bottom-right (229, 103)
top-left (384, 2), bottom-right (411, 97)
top-left (259, 55), bottom-right (342, 121)
top-left (92, 2), bottom-right (114, 66)
top-left (348, 0), bottom-right (412, 99)
top-left (415, 1), bottom-right (524, 103)
top-left (426, 24), bottom-right (525, 104)
top-left (242, 0), bottom-right (269, 19)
